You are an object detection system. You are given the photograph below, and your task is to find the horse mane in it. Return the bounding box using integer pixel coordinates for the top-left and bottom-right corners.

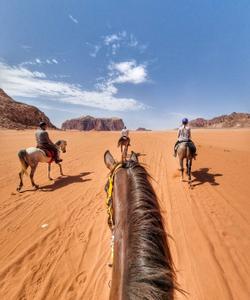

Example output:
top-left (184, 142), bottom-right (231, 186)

top-left (123, 160), bottom-right (178, 300)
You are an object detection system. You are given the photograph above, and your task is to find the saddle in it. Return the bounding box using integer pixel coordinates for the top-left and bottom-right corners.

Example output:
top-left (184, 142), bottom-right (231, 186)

top-left (37, 145), bottom-right (55, 162)
top-left (43, 149), bottom-right (54, 158)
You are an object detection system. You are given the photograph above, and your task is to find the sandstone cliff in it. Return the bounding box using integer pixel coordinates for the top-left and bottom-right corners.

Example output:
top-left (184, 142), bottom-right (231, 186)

top-left (136, 127), bottom-right (152, 131)
top-left (189, 112), bottom-right (250, 128)
top-left (0, 89), bottom-right (56, 129)
top-left (61, 115), bottom-right (124, 131)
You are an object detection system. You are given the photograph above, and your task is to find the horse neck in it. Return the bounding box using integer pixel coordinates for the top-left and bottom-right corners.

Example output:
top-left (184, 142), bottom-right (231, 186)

top-left (110, 165), bottom-right (175, 300)
top-left (110, 169), bottom-right (130, 300)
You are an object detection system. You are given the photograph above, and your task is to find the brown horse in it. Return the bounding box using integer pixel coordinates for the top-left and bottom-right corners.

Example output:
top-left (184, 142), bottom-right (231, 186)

top-left (104, 150), bottom-right (178, 300)
top-left (117, 136), bottom-right (130, 162)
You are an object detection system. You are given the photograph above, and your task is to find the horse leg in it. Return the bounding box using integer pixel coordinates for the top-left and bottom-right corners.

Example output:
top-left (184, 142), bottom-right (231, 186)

top-left (186, 159), bottom-right (189, 174)
top-left (17, 169), bottom-right (25, 191)
top-left (188, 159), bottom-right (192, 182)
top-left (121, 144), bottom-right (125, 162)
top-left (179, 157), bottom-right (184, 181)
top-left (48, 163), bottom-right (53, 180)
top-left (124, 144), bottom-right (128, 161)
top-left (30, 164), bottom-right (39, 189)
top-left (58, 163), bottom-right (64, 176)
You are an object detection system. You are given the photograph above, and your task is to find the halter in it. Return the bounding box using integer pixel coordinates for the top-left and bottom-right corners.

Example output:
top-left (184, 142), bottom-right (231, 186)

top-left (106, 163), bottom-right (123, 229)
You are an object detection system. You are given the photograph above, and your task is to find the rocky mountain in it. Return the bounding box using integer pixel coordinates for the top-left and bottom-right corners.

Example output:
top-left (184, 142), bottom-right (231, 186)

top-left (61, 115), bottom-right (124, 131)
top-left (136, 127), bottom-right (152, 131)
top-left (189, 112), bottom-right (250, 128)
top-left (0, 89), bottom-right (56, 129)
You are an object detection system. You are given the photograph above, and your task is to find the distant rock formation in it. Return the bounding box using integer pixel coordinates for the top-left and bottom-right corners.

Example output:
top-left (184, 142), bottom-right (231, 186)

top-left (61, 115), bottom-right (124, 131)
top-left (136, 127), bottom-right (152, 131)
top-left (0, 89), bottom-right (57, 129)
top-left (189, 112), bottom-right (250, 128)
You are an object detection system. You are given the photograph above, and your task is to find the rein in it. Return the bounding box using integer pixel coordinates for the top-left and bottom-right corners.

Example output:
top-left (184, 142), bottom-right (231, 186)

top-left (106, 163), bottom-right (123, 264)
top-left (106, 163), bottom-right (123, 229)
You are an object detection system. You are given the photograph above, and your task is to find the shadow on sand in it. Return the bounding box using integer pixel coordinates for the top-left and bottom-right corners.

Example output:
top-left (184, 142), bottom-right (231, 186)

top-left (191, 168), bottom-right (222, 186)
top-left (40, 172), bottom-right (93, 191)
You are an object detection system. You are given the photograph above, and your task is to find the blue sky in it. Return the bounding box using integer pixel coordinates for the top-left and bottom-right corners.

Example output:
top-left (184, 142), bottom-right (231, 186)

top-left (0, 0), bottom-right (250, 129)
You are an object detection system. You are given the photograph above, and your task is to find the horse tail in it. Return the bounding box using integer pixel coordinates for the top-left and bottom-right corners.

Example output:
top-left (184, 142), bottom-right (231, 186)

top-left (18, 149), bottom-right (29, 175)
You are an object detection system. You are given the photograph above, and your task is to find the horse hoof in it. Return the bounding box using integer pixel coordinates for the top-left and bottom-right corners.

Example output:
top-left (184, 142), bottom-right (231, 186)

top-left (33, 185), bottom-right (39, 189)
top-left (49, 177), bottom-right (53, 181)
top-left (16, 187), bottom-right (21, 192)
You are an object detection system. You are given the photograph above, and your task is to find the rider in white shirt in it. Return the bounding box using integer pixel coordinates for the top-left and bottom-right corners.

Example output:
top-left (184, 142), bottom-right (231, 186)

top-left (174, 118), bottom-right (196, 157)
top-left (121, 126), bottom-right (129, 138)
top-left (178, 124), bottom-right (191, 142)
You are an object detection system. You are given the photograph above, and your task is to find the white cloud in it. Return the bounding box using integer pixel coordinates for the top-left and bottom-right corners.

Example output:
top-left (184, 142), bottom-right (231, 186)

top-left (104, 34), bottom-right (121, 45)
top-left (90, 45), bottom-right (101, 58)
top-left (69, 14), bottom-right (79, 24)
top-left (87, 31), bottom-right (146, 58)
top-left (109, 61), bottom-right (148, 84)
top-left (0, 62), bottom-right (145, 111)
top-left (102, 31), bottom-right (146, 56)
top-left (20, 58), bottom-right (59, 66)
top-left (21, 45), bottom-right (32, 51)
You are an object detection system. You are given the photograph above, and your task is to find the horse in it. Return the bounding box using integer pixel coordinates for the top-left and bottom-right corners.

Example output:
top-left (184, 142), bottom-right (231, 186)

top-left (104, 150), bottom-right (178, 300)
top-left (117, 136), bottom-right (130, 162)
top-left (176, 142), bottom-right (194, 183)
top-left (17, 140), bottom-right (67, 191)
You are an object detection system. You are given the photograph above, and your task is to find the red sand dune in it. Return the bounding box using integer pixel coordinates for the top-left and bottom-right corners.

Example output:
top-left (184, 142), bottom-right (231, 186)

top-left (0, 129), bottom-right (249, 299)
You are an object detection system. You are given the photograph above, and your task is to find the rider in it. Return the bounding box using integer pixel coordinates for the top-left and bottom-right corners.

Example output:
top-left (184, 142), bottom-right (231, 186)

top-left (121, 126), bottom-right (129, 138)
top-left (35, 122), bottom-right (62, 163)
top-left (173, 118), bottom-right (197, 158)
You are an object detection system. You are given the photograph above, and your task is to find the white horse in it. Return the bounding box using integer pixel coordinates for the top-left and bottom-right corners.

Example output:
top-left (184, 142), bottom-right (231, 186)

top-left (17, 140), bottom-right (67, 191)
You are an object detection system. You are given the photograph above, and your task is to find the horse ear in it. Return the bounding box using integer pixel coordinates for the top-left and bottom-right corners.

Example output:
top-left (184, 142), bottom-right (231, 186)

top-left (130, 151), bottom-right (138, 163)
top-left (104, 150), bottom-right (115, 170)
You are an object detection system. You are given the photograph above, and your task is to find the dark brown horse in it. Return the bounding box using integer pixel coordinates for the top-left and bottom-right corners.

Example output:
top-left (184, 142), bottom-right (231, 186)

top-left (104, 150), bottom-right (178, 300)
top-left (117, 136), bottom-right (130, 162)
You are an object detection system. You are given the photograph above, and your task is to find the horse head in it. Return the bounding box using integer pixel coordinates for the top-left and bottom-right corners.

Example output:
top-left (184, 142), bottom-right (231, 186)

top-left (55, 140), bottom-right (67, 153)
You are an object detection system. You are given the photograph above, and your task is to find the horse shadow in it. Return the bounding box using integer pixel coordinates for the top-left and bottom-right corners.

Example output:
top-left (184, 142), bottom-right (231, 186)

top-left (40, 172), bottom-right (93, 191)
top-left (191, 168), bottom-right (222, 186)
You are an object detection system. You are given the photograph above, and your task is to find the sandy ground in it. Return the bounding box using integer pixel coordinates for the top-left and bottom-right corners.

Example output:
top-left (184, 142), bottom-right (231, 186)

top-left (0, 129), bottom-right (249, 300)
